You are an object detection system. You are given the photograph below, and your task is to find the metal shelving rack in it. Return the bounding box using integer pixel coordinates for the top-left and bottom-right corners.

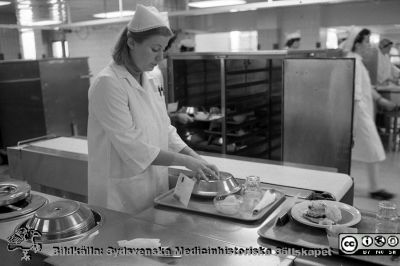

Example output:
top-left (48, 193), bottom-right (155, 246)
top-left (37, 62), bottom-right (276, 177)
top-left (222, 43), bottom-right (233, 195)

top-left (168, 51), bottom-right (286, 160)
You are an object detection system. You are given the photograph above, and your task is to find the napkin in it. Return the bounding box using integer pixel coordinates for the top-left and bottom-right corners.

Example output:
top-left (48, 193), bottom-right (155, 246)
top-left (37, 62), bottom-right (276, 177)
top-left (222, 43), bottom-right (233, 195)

top-left (252, 191), bottom-right (276, 215)
top-left (117, 238), bottom-right (161, 249)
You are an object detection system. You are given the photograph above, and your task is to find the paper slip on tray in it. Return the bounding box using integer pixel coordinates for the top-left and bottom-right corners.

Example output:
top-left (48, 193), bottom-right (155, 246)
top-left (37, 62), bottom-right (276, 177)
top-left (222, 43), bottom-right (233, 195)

top-left (154, 188), bottom-right (285, 222)
top-left (257, 211), bottom-right (397, 266)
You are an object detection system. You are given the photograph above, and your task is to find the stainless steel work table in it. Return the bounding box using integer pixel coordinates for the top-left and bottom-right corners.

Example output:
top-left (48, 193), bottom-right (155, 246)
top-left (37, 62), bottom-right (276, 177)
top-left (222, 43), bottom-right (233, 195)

top-left (1, 191), bottom-right (287, 266)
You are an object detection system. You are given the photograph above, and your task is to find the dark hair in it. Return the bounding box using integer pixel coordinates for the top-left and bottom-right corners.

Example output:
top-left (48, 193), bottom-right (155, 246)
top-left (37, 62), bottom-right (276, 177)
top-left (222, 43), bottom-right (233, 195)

top-left (112, 26), bottom-right (172, 65)
top-left (164, 34), bottom-right (177, 52)
top-left (286, 38), bottom-right (300, 48)
top-left (351, 28), bottom-right (370, 52)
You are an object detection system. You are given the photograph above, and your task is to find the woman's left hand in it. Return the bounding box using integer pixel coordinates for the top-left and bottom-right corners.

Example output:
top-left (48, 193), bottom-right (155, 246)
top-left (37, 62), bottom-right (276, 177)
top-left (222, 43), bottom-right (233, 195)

top-left (379, 98), bottom-right (397, 111)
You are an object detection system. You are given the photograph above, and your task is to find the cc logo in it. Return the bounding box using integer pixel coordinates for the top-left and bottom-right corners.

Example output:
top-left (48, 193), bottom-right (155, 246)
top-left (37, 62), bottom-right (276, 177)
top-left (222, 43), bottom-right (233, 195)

top-left (362, 236), bottom-right (373, 247)
top-left (387, 236), bottom-right (399, 247)
top-left (340, 236), bottom-right (358, 254)
top-left (374, 235), bottom-right (386, 247)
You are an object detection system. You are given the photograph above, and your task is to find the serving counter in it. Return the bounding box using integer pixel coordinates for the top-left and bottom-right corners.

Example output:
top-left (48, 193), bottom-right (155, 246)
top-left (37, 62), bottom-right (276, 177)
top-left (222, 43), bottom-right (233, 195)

top-left (7, 136), bottom-right (354, 204)
top-left (5, 135), bottom-right (400, 265)
top-left (1, 188), bottom-right (394, 265)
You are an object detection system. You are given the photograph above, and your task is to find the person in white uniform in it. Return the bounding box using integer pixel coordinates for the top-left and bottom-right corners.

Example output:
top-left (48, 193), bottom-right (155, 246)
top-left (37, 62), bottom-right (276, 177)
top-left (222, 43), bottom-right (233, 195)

top-left (341, 28), bottom-right (396, 200)
top-left (87, 5), bottom-right (219, 214)
top-left (377, 38), bottom-right (400, 85)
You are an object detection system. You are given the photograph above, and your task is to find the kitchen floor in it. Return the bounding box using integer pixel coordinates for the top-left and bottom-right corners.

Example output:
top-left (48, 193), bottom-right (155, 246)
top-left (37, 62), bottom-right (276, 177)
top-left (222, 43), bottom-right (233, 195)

top-left (351, 150), bottom-right (400, 213)
top-left (0, 151), bottom-right (399, 214)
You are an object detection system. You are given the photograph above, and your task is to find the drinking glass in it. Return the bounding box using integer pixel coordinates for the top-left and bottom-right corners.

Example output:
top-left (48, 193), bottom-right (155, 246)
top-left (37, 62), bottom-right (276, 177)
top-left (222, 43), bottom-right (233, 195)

top-left (241, 176), bottom-right (263, 211)
top-left (375, 201), bottom-right (399, 233)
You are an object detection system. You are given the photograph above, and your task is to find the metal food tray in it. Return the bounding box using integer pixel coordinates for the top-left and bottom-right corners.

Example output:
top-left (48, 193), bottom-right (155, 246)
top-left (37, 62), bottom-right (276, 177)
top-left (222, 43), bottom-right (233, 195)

top-left (154, 186), bottom-right (286, 222)
top-left (257, 211), bottom-right (398, 266)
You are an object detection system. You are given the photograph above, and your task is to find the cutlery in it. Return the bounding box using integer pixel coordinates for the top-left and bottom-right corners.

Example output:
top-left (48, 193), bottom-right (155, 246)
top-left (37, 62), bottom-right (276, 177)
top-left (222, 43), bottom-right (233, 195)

top-left (276, 193), bottom-right (300, 226)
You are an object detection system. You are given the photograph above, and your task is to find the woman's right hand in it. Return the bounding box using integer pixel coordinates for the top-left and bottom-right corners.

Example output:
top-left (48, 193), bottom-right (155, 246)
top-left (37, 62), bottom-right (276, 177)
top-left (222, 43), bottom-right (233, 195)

top-left (183, 156), bottom-right (219, 181)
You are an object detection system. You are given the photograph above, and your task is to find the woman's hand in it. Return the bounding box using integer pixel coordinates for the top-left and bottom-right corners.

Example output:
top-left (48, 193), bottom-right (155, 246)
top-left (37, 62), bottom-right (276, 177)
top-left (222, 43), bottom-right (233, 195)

top-left (378, 97), bottom-right (397, 111)
top-left (183, 156), bottom-right (219, 181)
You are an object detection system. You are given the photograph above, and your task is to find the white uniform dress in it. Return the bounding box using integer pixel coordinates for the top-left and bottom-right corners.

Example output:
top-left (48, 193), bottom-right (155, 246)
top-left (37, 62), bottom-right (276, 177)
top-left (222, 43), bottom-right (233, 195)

top-left (348, 52), bottom-right (386, 163)
top-left (88, 61), bottom-right (187, 214)
top-left (377, 48), bottom-right (400, 84)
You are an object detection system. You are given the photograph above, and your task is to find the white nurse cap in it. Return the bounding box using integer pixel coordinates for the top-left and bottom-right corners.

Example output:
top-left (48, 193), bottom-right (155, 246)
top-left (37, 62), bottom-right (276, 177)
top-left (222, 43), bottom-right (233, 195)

top-left (286, 31), bottom-right (301, 40)
top-left (127, 5), bottom-right (171, 33)
top-left (340, 26), bottom-right (362, 53)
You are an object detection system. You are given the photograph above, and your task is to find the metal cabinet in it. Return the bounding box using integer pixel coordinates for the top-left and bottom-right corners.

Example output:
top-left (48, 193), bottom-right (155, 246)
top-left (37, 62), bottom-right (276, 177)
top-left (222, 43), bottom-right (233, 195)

top-left (168, 51), bottom-right (355, 174)
top-left (0, 58), bottom-right (90, 150)
top-left (168, 52), bottom-right (285, 160)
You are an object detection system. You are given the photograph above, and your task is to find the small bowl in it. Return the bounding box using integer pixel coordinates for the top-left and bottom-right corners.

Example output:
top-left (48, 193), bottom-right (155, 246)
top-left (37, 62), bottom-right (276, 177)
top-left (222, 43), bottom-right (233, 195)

top-left (232, 114), bottom-right (247, 123)
top-left (214, 194), bottom-right (243, 215)
top-left (24, 200), bottom-right (95, 242)
top-left (192, 171), bottom-right (241, 197)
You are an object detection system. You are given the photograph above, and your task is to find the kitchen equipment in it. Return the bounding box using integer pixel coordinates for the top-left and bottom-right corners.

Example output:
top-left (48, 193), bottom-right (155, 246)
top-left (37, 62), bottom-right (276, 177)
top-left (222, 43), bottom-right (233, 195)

top-left (154, 186), bottom-right (285, 222)
top-left (0, 179), bottom-right (47, 221)
top-left (290, 200), bottom-right (361, 229)
top-left (17, 200), bottom-right (102, 243)
top-left (0, 58), bottom-right (90, 151)
top-left (7, 137), bottom-right (88, 203)
top-left (191, 171), bottom-right (241, 197)
top-left (0, 180), bottom-right (31, 206)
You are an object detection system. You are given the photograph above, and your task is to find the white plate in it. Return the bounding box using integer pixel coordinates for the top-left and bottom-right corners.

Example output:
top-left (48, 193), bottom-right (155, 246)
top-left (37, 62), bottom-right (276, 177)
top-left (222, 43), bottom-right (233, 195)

top-left (290, 200), bottom-right (361, 229)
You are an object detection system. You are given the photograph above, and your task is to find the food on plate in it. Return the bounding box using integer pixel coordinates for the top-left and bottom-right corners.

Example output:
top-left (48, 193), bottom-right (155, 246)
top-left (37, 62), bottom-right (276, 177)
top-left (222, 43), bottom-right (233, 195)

top-left (303, 201), bottom-right (342, 225)
top-left (305, 201), bottom-right (326, 218)
top-left (194, 111), bottom-right (209, 120)
top-left (214, 194), bottom-right (242, 215)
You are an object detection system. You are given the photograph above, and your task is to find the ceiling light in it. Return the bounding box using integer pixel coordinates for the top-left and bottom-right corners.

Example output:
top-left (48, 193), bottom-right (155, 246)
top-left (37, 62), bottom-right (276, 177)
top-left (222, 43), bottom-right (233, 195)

top-left (0, 1), bottom-right (11, 6)
top-left (93, 10), bottom-right (135, 19)
top-left (188, 0), bottom-right (246, 8)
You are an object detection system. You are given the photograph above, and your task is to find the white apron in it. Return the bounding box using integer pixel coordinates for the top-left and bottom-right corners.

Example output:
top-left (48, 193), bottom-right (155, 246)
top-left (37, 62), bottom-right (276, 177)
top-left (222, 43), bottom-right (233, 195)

top-left (87, 61), bottom-right (186, 214)
top-left (348, 53), bottom-right (386, 163)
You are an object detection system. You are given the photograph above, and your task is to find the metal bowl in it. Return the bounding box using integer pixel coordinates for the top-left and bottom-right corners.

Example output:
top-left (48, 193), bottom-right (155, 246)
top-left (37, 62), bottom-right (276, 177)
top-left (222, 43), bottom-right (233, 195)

top-left (0, 180), bottom-right (31, 206)
top-left (24, 200), bottom-right (96, 243)
top-left (192, 171), bottom-right (242, 197)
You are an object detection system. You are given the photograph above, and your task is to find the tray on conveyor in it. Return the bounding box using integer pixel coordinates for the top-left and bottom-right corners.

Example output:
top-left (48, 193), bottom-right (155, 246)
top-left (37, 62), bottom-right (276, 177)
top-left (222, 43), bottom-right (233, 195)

top-left (257, 211), bottom-right (399, 266)
top-left (154, 185), bottom-right (286, 222)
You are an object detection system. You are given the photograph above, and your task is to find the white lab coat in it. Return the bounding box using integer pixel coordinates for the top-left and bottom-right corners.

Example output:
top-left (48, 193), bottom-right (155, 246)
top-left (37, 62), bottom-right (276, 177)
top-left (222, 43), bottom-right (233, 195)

top-left (348, 52), bottom-right (386, 163)
top-left (87, 61), bottom-right (187, 214)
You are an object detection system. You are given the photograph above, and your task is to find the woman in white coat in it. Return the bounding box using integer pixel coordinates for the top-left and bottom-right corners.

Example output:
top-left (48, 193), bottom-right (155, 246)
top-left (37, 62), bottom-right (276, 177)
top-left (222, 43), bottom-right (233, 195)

top-left (87, 5), bottom-right (218, 214)
top-left (342, 28), bottom-right (396, 200)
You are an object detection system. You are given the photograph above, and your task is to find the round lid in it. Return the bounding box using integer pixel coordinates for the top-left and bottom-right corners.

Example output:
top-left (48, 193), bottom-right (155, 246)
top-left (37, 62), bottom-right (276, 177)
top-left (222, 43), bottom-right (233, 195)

top-left (35, 200), bottom-right (80, 219)
top-left (206, 171), bottom-right (233, 181)
top-left (0, 180), bottom-right (31, 206)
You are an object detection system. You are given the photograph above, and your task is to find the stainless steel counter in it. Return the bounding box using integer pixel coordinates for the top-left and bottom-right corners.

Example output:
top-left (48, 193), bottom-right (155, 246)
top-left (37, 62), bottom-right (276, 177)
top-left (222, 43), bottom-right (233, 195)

top-left (1, 190), bottom-right (389, 266)
top-left (0, 191), bottom-right (288, 266)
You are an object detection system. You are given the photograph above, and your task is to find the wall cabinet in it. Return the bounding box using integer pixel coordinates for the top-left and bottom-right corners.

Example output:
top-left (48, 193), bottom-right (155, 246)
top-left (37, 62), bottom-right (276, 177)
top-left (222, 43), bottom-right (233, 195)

top-left (0, 58), bottom-right (90, 150)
